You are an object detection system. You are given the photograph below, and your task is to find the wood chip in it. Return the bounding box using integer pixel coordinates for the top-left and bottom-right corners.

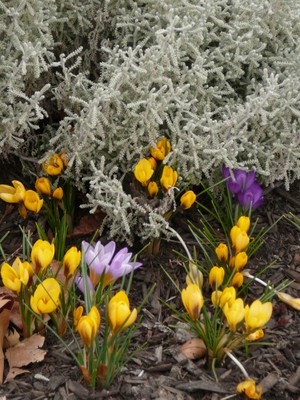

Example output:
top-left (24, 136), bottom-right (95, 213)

top-left (176, 380), bottom-right (233, 394)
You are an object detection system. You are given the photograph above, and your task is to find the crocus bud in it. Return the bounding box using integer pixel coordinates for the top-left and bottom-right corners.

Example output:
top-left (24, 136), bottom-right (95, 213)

top-left (160, 166), bottom-right (178, 191)
top-left (134, 158), bottom-right (154, 186)
top-left (31, 239), bottom-right (55, 274)
top-left (180, 190), bottom-right (196, 210)
top-left (148, 181), bottom-right (158, 197)
top-left (53, 187), bottom-right (63, 200)
top-left (147, 157), bottom-right (157, 171)
top-left (230, 226), bottom-right (249, 253)
top-left (77, 306), bottom-right (101, 347)
top-left (209, 266), bottom-right (225, 289)
top-left (35, 178), bottom-right (51, 196)
top-left (234, 252), bottom-right (248, 271)
top-left (181, 284), bottom-right (204, 320)
top-left (231, 272), bottom-right (244, 288)
top-left (236, 216), bottom-right (250, 232)
top-left (24, 190), bottom-right (44, 213)
top-left (63, 247), bottom-right (81, 278)
top-left (223, 298), bottom-right (245, 332)
top-left (108, 291), bottom-right (137, 334)
top-left (219, 287), bottom-right (236, 309)
top-left (215, 243), bottom-right (228, 263)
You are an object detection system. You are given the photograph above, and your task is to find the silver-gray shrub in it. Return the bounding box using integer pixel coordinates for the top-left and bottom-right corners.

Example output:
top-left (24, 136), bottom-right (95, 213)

top-left (2, 0), bottom-right (300, 243)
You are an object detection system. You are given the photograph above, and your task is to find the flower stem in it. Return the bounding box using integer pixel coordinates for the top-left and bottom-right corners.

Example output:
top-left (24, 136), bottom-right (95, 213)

top-left (225, 349), bottom-right (249, 379)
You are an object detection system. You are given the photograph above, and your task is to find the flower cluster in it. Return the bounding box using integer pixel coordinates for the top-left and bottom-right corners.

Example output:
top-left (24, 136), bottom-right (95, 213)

top-left (75, 240), bottom-right (142, 294)
top-left (222, 166), bottom-right (264, 211)
top-left (209, 216), bottom-right (251, 291)
top-left (0, 180), bottom-right (43, 218)
top-left (134, 137), bottom-right (196, 210)
top-left (0, 239), bottom-right (81, 336)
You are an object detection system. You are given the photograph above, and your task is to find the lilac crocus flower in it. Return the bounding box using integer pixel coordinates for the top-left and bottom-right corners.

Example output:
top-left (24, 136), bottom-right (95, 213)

top-left (75, 275), bottom-right (94, 294)
top-left (76, 240), bottom-right (143, 292)
top-left (109, 247), bottom-right (143, 281)
top-left (237, 181), bottom-right (264, 210)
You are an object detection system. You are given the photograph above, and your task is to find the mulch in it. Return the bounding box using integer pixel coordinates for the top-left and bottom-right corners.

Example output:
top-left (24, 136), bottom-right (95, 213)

top-left (0, 173), bottom-right (299, 400)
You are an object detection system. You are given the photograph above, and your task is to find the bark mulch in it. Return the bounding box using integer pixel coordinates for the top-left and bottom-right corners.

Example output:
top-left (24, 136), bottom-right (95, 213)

top-left (0, 175), bottom-right (299, 400)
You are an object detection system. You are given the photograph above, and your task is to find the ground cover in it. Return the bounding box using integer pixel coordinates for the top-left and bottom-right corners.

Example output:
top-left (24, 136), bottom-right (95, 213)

top-left (0, 161), bottom-right (299, 400)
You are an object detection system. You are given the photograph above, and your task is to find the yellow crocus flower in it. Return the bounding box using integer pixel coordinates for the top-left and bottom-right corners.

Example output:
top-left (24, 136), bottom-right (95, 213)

top-left (230, 226), bottom-right (249, 253)
top-left (219, 287), bottom-right (236, 309)
top-left (215, 243), bottom-right (228, 263)
top-left (42, 154), bottom-right (64, 175)
top-left (77, 306), bottom-right (101, 347)
top-left (30, 278), bottom-right (61, 315)
top-left (209, 266), bottom-right (225, 289)
top-left (0, 180), bottom-right (26, 203)
top-left (233, 251), bottom-right (248, 271)
top-left (150, 137), bottom-right (171, 160)
top-left (236, 216), bottom-right (250, 232)
top-left (180, 190), bottom-right (196, 210)
top-left (24, 190), bottom-right (43, 213)
top-left (181, 283), bottom-right (204, 321)
top-left (160, 165), bottom-right (178, 191)
top-left (148, 181), bottom-right (159, 197)
top-left (108, 291), bottom-right (137, 334)
top-left (1, 257), bottom-right (29, 294)
top-left (35, 178), bottom-right (52, 196)
top-left (134, 158), bottom-right (154, 186)
top-left (237, 379), bottom-right (262, 399)
top-left (147, 157), bottom-right (157, 171)
top-left (244, 300), bottom-right (272, 331)
top-left (73, 306), bottom-right (84, 331)
top-left (63, 247), bottom-right (81, 278)
top-left (231, 272), bottom-right (244, 288)
top-left (31, 239), bottom-right (55, 274)
top-left (223, 298), bottom-right (245, 332)
top-left (53, 187), bottom-right (63, 200)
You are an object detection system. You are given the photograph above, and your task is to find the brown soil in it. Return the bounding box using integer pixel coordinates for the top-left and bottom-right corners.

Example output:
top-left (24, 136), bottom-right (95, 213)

top-left (0, 164), bottom-right (299, 400)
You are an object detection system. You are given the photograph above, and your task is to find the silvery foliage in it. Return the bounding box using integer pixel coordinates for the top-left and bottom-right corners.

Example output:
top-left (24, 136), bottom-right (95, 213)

top-left (2, 0), bottom-right (300, 243)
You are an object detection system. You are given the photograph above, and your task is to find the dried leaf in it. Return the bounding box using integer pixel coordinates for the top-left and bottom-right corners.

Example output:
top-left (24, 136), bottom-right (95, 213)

top-left (277, 292), bottom-right (300, 311)
top-left (70, 210), bottom-right (105, 237)
top-left (6, 334), bottom-right (46, 368)
top-left (180, 338), bottom-right (207, 360)
top-left (5, 367), bottom-right (29, 382)
top-left (0, 295), bottom-right (14, 384)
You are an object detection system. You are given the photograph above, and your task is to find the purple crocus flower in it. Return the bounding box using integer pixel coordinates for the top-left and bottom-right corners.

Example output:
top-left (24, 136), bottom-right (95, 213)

top-left (237, 181), bottom-right (264, 210)
top-left (222, 165), bottom-right (264, 210)
top-left (76, 240), bottom-right (143, 292)
top-left (222, 166), bottom-right (256, 194)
